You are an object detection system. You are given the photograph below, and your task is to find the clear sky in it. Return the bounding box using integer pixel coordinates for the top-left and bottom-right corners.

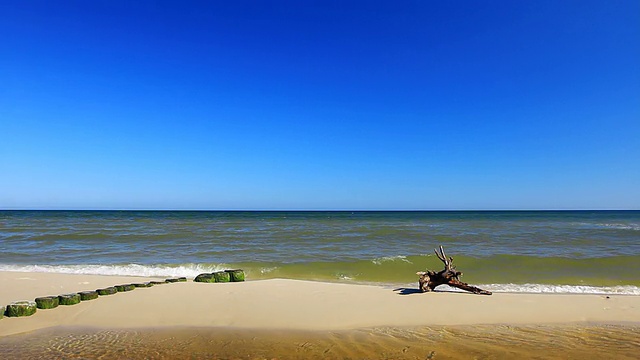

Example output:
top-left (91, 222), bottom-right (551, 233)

top-left (1, 1), bottom-right (639, 210)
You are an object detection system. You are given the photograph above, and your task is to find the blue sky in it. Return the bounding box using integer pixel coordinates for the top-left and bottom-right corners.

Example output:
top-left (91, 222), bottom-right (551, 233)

top-left (1, 1), bottom-right (638, 210)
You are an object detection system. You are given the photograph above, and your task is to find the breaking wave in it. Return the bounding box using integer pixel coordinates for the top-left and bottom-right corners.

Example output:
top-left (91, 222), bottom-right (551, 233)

top-left (0, 263), bottom-right (229, 278)
top-left (436, 283), bottom-right (640, 295)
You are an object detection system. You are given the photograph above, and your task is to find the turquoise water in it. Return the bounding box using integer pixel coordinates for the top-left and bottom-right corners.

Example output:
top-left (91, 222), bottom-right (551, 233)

top-left (1, 210), bottom-right (639, 293)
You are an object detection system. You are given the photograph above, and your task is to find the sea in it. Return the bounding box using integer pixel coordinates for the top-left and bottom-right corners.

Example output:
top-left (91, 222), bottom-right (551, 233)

top-left (1, 210), bottom-right (639, 295)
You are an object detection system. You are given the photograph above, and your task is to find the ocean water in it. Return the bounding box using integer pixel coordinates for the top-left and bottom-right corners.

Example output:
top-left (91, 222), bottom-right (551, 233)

top-left (1, 210), bottom-right (639, 294)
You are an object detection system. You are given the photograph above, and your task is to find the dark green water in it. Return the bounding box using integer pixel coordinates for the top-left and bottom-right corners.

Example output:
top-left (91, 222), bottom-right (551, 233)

top-left (1, 210), bottom-right (639, 293)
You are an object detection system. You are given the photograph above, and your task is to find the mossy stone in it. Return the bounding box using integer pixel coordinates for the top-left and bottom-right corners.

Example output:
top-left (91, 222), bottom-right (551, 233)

top-left (115, 284), bottom-right (135, 292)
top-left (58, 293), bottom-right (81, 305)
top-left (150, 281), bottom-right (165, 285)
top-left (97, 287), bottom-right (117, 295)
top-left (194, 273), bottom-right (216, 283)
top-left (214, 271), bottom-right (231, 283)
top-left (226, 269), bottom-right (245, 282)
top-left (165, 278), bottom-right (179, 283)
top-left (79, 291), bottom-right (99, 301)
top-left (133, 282), bottom-right (152, 288)
top-left (177, 277), bottom-right (187, 282)
top-left (5, 301), bottom-right (37, 317)
top-left (35, 296), bottom-right (59, 309)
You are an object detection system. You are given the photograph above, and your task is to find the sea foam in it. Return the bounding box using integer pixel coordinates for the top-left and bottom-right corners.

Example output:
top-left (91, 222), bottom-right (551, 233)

top-left (436, 283), bottom-right (640, 295)
top-left (0, 263), bottom-right (228, 278)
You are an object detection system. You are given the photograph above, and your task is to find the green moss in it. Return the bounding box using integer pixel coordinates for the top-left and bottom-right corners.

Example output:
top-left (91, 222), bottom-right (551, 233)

top-left (79, 291), bottom-right (99, 301)
top-left (214, 271), bottom-right (231, 283)
top-left (165, 278), bottom-right (179, 283)
top-left (150, 281), bottom-right (165, 285)
top-left (177, 277), bottom-right (187, 282)
top-left (97, 287), bottom-right (117, 295)
top-left (35, 296), bottom-right (59, 309)
top-left (58, 293), bottom-right (81, 305)
top-left (194, 273), bottom-right (216, 283)
top-left (133, 282), bottom-right (152, 288)
top-left (0, 306), bottom-right (4, 319)
top-left (226, 269), bottom-right (245, 282)
top-left (5, 301), bottom-right (37, 317)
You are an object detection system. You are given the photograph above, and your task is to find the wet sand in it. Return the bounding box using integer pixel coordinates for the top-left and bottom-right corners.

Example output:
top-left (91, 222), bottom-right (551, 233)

top-left (1, 324), bottom-right (639, 359)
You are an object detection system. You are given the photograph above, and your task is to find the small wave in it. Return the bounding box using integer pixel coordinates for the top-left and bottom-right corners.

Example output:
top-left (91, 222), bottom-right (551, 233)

top-left (477, 283), bottom-right (640, 295)
top-left (598, 223), bottom-right (640, 231)
top-left (371, 256), bottom-right (413, 265)
top-left (574, 222), bottom-right (640, 231)
top-left (259, 267), bottom-right (278, 274)
top-left (336, 274), bottom-right (354, 280)
top-left (0, 263), bottom-right (229, 278)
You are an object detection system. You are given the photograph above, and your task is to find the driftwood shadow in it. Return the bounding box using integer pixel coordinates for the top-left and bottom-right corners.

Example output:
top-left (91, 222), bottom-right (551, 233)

top-left (393, 287), bottom-right (423, 295)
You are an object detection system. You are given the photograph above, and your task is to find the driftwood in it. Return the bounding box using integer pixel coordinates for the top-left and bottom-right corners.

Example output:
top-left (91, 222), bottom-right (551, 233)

top-left (416, 246), bottom-right (492, 295)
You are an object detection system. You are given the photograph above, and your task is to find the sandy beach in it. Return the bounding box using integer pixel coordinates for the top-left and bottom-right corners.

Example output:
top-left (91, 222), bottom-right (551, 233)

top-left (1, 271), bottom-right (639, 335)
top-left (1, 271), bottom-right (639, 358)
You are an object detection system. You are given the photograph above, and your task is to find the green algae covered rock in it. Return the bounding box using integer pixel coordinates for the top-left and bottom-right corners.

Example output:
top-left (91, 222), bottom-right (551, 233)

top-left (177, 277), bottom-right (187, 282)
top-left (124, 284), bottom-right (136, 291)
top-left (133, 282), bottom-right (153, 288)
top-left (97, 287), bottom-right (117, 296)
top-left (115, 284), bottom-right (135, 292)
top-left (214, 271), bottom-right (231, 283)
top-left (150, 281), bottom-right (166, 285)
top-left (194, 273), bottom-right (216, 283)
top-left (226, 269), bottom-right (245, 282)
top-left (58, 293), bottom-right (81, 305)
top-left (5, 301), bottom-right (37, 317)
top-left (35, 296), bottom-right (59, 309)
top-left (0, 306), bottom-right (4, 319)
top-left (79, 291), bottom-right (99, 301)
top-left (165, 278), bottom-right (180, 283)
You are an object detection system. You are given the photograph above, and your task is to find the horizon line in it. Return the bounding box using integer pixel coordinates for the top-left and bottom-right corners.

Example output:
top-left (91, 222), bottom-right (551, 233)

top-left (1, 208), bottom-right (638, 212)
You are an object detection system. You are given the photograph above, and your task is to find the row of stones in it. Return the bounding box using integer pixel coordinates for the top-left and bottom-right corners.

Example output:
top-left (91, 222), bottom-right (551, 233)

top-left (1, 277), bottom-right (187, 318)
top-left (194, 269), bottom-right (245, 283)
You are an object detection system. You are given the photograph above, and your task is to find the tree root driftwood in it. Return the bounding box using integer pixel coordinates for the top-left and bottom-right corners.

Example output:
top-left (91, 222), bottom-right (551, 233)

top-left (416, 246), bottom-right (491, 295)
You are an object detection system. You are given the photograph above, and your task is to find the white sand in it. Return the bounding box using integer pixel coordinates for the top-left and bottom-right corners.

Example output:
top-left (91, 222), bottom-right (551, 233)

top-left (1, 271), bottom-right (638, 337)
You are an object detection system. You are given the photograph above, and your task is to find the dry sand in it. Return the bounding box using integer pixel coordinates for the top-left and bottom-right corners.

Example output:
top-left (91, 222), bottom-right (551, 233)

top-left (1, 271), bottom-right (639, 338)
